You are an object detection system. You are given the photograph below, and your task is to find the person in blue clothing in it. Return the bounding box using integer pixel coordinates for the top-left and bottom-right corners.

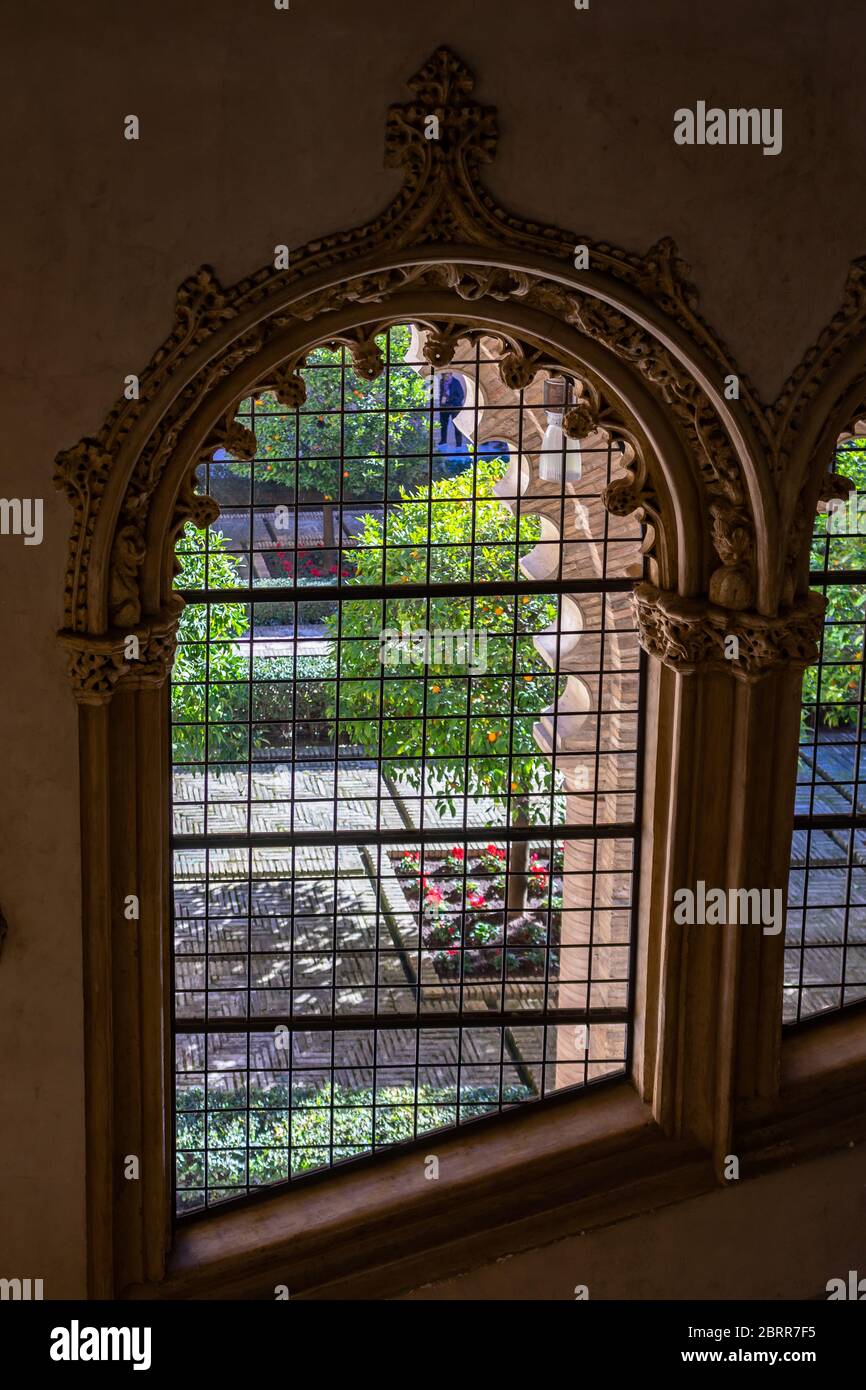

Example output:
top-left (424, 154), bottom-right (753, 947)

top-left (438, 371), bottom-right (465, 445)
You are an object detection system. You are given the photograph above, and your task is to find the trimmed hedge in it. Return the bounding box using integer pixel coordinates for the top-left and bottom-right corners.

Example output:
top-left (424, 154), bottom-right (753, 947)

top-left (175, 1080), bottom-right (534, 1206)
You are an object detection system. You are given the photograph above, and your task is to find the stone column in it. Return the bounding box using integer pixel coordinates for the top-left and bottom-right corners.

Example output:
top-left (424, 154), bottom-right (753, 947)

top-left (623, 582), bottom-right (825, 1171)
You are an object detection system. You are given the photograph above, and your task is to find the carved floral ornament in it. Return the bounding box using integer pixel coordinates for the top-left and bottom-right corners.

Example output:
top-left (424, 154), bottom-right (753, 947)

top-left (53, 47), bottom-right (866, 702)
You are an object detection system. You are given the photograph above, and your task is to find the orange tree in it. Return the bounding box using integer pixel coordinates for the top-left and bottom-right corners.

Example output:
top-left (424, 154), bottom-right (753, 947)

top-left (231, 326), bottom-right (433, 545)
top-left (329, 457), bottom-right (562, 910)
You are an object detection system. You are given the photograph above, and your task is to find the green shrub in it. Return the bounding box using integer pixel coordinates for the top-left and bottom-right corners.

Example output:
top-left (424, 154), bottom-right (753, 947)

top-left (175, 1079), bottom-right (534, 1204)
top-left (251, 653), bottom-right (336, 734)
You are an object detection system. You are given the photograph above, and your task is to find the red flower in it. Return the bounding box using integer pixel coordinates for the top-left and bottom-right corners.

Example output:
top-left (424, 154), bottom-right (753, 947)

top-left (450, 847), bottom-right (465, 860)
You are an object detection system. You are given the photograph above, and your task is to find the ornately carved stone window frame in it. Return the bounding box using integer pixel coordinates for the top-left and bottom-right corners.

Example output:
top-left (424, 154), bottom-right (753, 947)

top-left (55, 50), bottom-right (866, 1299)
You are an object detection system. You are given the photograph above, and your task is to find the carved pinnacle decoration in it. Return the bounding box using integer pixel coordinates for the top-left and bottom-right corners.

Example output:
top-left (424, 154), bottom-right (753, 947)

top-left (384, 46), bottom-right (498, 178)
top-left (632, 582), bottom-right (825, 682)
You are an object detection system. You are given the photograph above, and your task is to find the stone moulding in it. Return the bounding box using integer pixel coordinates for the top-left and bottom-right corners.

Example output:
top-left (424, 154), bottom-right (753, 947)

top-left (632, 581), bottom-right (826, 681)
top-left (58, 605), bottom-right (184, 705)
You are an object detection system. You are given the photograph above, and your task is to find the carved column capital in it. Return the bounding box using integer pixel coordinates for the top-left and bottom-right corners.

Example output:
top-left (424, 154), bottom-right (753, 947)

top-left (632, 582), bottom-right (825, 681)
top-left (59, 604), bottom-right (183, 705)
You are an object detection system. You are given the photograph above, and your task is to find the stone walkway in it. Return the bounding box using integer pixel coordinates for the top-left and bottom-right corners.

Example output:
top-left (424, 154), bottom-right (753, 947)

top-left (786, 737), bottom-right (866, 1020)
top-left (174, 724), bottom-right (866, 1056)
top-left (173, 756), bottom-right (536, 1089)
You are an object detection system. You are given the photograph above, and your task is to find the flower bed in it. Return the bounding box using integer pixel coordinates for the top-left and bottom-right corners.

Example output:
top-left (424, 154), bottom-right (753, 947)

top-left (393, 843), bottom-right (563, 981)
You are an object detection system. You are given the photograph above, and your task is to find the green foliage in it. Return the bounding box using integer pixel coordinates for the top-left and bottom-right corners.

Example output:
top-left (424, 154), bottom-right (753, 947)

top-left (171, 526), bottom-right (339, 759)
top-left (172, 525), bottom-right (249, 760)
top-left (253, 597), bottom-right (334, 625)
top-left (251, 653), bottom-right (336, 738)
top-left (175, 1079), bottom-right (534, 1205)
top-left (328, 458), bottom-right (561, 818)
top-left (803, 443), bottom-right (866, 728)
top-left (233, 325), bottom-right (432, 500)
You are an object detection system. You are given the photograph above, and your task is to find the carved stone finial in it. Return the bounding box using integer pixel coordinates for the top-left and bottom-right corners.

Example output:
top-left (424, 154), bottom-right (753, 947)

top-left (384, 47), bottom-right (498, 175)
top-left (205, 416), bottom-right (257, 465)
top-left (603, 471), bottom-right (655, 520)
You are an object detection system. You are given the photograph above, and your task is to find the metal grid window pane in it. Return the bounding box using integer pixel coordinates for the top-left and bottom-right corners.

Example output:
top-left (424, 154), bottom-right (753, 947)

top-left (786, 437), bottom-right (866, 1023)
top-left (171, 325), bottom-right (645, 1215)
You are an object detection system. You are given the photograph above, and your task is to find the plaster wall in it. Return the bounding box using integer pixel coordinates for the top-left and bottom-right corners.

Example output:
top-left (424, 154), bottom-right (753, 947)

top-left (405, 1141), bottom-right (866, 1300)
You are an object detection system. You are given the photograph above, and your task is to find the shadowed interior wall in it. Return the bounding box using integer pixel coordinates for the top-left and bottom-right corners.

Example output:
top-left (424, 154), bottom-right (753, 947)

top-left (0, 0), bottom-right (864, 1298)
top-left (404, 1141), bottom-right (866, 1300)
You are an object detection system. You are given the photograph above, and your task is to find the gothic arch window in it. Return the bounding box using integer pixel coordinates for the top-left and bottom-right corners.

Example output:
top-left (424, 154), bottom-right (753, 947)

top-left (786, 428), bottom-right (866, 1023)
top-left (171, 323), bottom-right (645, 1213)
top-left (54, 48), bottom-right (857, 1299)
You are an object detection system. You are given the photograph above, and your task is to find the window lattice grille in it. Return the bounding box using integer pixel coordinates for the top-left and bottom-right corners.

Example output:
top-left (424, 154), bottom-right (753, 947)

top-left (786, 438), bottom-right (866, 1023)
top-left (170, 325), bottom-right (645, 1215)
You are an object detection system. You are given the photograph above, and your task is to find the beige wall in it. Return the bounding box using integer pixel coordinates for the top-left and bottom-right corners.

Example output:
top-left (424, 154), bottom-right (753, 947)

top-left (1, 0), bottom-right (864, 1298)
top-left (406, 1141), bottom-right (866, 1300)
